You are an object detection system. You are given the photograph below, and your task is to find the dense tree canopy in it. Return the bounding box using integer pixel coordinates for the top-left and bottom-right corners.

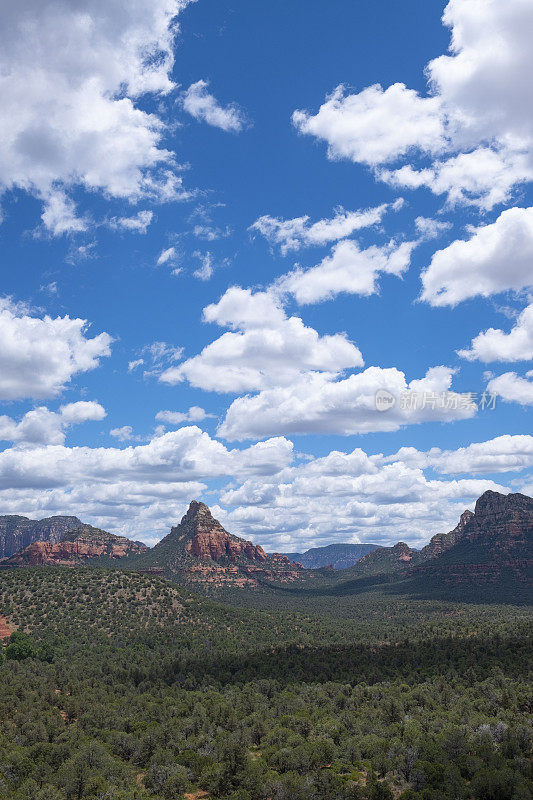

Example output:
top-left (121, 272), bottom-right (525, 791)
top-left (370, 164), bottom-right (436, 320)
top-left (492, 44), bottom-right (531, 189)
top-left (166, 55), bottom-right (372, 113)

top-left (0, 568), bottom-right (531, 800)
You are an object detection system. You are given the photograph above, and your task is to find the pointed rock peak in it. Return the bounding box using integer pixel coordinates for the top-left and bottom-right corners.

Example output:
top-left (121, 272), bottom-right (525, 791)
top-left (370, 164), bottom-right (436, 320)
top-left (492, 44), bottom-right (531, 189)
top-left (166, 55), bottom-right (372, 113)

top-left (178, 501), bottom-right (227, 536)
top-left (474, 489), bottom-right (507, 515)
top-left (184, 500), bottom-right (214, 521)
top-left (166, 499), bottom-right (270, 564)
top-left (393, 542), bottom-right (412, 553)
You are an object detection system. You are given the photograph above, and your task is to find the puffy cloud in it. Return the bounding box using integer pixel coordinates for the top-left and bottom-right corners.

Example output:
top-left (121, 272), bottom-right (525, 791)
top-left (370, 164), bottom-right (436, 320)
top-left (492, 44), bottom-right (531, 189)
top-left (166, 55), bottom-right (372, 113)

top-left (216, 455), bottom-right (506, 551)
top-left (458, 302), bottom-right (533, 362)
top-left (160, 287), bottom-right (363, 392)
top-left (203, 286), bottom-right (287, 329)
top-left (421, 207), bottom-right (533, 306)
top-left (0, 401), bottom-right (105, 446)
top-left (385, 434), bottom-right (533, 475)
top-left (0, 425), bottom-right (523, 549)
top-left (0, 427), bottom-right (294, 539)
top-left (59, 401), bottom-right (107, 425)
top-left (0, 0), bottom-right (192, 226)
top-left (250, 201), bottom-right (398, 255)
top-left (108, 210), bottom-right (153, 234)
top-left (109, 425), bottom-right (140, 442)
top-left (182, 79), bottom-right (247, 132)
top-left (0, 426), bottom-right (293, 488)
top-left (276, 239), bottom-right (416, 305)
top-left (0, 298), bottom-right (112, 401)
top-left (382, 147), bottom-right (532, 210)
top-left (40, 190), bottom-right (89, 235)
top-left (293, 83), bottom-right (444, 166)
top-left (292, 0), bottom-right (533, 208)
top-left (218, 365), bottom-right (476, 440)
top-left (156, 406), bottom-right (212, 425)
top-left (487, 372), bottom-right (533, 405)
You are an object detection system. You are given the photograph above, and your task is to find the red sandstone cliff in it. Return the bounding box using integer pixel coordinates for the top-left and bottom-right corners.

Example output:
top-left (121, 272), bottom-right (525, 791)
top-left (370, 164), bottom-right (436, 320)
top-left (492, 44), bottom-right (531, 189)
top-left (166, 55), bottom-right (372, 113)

top-left (135, 501), bottom-right (304, 588)
top-left (4, 525), bottom-right (148, 566)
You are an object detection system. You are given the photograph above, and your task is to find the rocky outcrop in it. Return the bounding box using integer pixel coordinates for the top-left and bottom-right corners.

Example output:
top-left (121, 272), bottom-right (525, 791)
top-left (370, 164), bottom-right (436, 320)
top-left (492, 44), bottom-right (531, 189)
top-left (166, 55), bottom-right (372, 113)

top-left (0, 515), bottom-right (82, 559)
top-left (352, 491), bottom-right (532, 586)
top-left (398, 491), bottom-right (532, 598)
top-left (354, 541), bottom-right (416, 577)
top-left (4, 525), bottom-right (148, 566)
top-left (178, 502), bottom-right (269, 563)
top-left (416, 510), bottom-right (474, 561)
top-left (418, 491), bottom-right (531, 571)
top-left (132, 501), bottom-right (306, 588)
top-left (464, 490), bottom-right (532, 555)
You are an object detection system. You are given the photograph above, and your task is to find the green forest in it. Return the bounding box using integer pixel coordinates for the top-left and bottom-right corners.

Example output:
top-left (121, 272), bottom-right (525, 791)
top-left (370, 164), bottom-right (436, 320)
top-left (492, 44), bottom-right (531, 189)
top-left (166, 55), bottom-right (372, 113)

top-left (0, 567), bottom-right (531, 800)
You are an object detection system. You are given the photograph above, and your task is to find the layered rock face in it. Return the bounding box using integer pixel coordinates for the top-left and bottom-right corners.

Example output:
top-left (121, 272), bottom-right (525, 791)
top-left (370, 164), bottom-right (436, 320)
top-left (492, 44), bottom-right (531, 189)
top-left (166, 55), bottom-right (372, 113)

top-left (464, 491), bottom-right (532, 555)
top-left (416, 491), bottom-right (532, 582)
top-left (416, 510), bottom-right (474, 561)
top-left (137, 501), bottom-right (304, 588)
top-left (351, 491), bottom-right (532, 581)
top-left (4, 525), bottom-right (148, 566)
top-left (0, 515), bottom-right (82, 559)
top-left (176, 501), bottom-right (269, 563)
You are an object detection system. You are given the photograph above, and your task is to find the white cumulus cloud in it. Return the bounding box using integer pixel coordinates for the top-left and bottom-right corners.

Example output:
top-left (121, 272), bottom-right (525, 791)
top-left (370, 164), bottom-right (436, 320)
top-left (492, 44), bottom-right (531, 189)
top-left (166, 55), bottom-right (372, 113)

top-left (276, 238), bottom-right (416, 305)
top-left (487, 372), bottom-right (533, 406)
top-left (292, 0), bottom-right (533, 209)
top-left (385, 434), bottom-right (533, 475)
top-left (155, 406), bottom-right (213, 425)
top-left (218, 365), bottom-right (476, 440)
top-left (459, 302), bottom-right (533, 362)
top-left (160, 287), bottom-right (364, 392)
top-left (182, 79), bottom-right (248, 132)
top-left (0, 401), bottom-right (105, 446)
top-left (0, 298), bottom-right (112, 401)
top-left (421, 206), bottom-right (533, 306)
top-left (0, 0), bottom-right (193, 229)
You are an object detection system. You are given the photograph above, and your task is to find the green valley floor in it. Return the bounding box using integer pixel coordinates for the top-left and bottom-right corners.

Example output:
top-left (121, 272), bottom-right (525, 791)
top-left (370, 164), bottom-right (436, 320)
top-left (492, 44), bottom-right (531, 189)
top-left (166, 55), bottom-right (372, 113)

top-left (0, 567), bottom-right (531, 800)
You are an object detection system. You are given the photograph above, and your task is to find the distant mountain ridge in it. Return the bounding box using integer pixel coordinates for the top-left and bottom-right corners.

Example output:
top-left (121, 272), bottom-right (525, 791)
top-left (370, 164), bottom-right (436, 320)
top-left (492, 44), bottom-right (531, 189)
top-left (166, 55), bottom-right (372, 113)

top-left (2, 491), bottom-right (530, 603)
top-left (277, 543), bottom-right (379, 569)
top-left (0, 515), bottom-right (82, 559)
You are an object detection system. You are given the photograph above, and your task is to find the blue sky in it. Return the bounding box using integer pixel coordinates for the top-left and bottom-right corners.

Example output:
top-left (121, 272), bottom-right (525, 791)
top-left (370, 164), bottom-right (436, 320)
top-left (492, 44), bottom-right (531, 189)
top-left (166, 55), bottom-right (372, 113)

top-left (0, 0), bottom-right (532, 549)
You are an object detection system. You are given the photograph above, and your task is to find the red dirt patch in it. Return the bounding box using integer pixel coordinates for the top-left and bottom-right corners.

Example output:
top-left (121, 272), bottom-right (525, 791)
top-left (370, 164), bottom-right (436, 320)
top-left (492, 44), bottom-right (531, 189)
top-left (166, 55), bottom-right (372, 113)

top-left (0, 615), bottom-right (14, 640)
